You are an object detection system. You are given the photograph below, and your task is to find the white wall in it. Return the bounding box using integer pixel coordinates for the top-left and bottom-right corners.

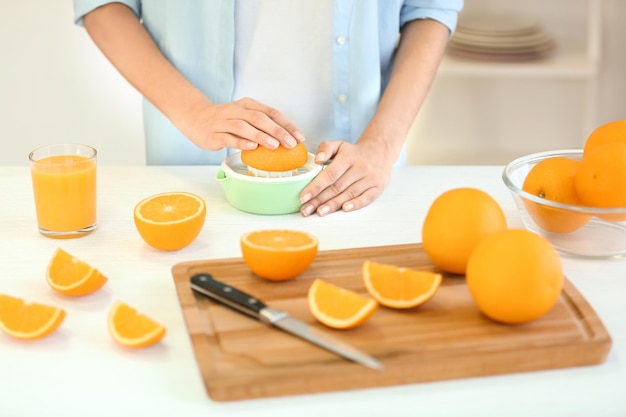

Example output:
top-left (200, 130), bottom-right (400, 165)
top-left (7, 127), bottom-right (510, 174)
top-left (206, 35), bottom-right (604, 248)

top-left (1, 1), bottom-right (624, 166)
top-left (0, 1), bottom-right (144, 166)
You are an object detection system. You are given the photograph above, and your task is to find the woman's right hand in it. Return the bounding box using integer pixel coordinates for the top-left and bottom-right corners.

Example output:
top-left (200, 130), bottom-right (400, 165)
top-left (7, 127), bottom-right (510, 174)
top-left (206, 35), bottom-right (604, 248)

top-left (83, 3), bottom-right (303, 153)
top-left (180, 97), bottom-right (305, 152)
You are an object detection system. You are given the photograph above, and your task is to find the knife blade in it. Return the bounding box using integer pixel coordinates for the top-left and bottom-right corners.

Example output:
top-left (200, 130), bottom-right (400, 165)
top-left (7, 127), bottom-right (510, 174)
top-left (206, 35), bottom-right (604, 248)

top-left (190, 273), bottom-right (383, 370)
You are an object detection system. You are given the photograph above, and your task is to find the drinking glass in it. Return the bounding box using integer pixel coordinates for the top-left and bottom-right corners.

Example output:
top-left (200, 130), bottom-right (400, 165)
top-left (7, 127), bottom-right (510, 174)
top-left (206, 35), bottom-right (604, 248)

top-left (29, 144), bottom-right (97, 238)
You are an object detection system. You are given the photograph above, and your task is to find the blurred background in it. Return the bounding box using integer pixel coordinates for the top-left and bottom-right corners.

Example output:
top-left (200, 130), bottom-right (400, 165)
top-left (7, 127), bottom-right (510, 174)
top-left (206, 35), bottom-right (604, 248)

top-left (1, 0), bottom-right (624, 166)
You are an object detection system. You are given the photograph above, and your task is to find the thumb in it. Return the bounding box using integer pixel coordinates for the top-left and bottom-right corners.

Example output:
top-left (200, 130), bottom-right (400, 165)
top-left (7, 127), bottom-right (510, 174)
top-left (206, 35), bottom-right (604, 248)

top-left (314, 141), bottom-right (342, 164)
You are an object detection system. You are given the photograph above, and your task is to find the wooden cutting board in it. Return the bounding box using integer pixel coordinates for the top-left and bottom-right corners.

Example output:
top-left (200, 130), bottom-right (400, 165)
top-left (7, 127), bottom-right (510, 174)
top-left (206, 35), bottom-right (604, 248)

top-left (171, 243), bottom-right (611, 402)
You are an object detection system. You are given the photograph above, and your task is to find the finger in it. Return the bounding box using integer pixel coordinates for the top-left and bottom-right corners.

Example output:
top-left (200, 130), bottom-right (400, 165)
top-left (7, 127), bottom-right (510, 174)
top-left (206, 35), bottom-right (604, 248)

top-left (198, 129), bottom-right (258, 151)
top-left (237, 98), bottom-right (304, 148)
top-left (315, 175), bottom-right (371, 216)
top-left (300, 155), bottom-right (349, 204)
top-left (314, 141), bottom-right (342, 164)
top-left (256, 105), bottom-right (306, 145)
top-left (216, 132), bottom-right (259, 151)
top-left (300, 164), bottom-right (358, 216)
top-left (226, 118), bottom-right (281, 149)
top-left (315, 178), bottom-right (383, 216)
top-left (340, 186), bottom-right (383, 213)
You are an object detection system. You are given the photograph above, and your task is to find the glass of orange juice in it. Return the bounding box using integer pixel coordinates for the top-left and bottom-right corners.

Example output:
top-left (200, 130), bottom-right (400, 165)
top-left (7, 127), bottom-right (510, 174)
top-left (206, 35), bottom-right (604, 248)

top-left (29, 144), bottom-right (97, 238)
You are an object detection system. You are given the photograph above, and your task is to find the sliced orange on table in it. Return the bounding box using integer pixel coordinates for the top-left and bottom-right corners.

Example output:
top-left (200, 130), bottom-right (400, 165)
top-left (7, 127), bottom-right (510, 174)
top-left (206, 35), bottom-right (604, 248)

top-left (0, 294), bottom-right (65, 340)
top-left (108, 300), bottom-right (166, 348)
top-left (134, 191), bottom-right (206, 251)
top-left (46, 248), bottom-right (108, 296)
top-left (362, 261), bottom-right (442, 309)
top-left (307, 279), bottom-right (377, 330)
top-left (241, 229), bottom-right (318, 281)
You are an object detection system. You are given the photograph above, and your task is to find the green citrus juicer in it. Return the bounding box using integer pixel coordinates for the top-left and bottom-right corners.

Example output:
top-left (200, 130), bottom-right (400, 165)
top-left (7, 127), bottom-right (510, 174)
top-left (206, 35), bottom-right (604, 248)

top-left (216, 152), bottom-right (322, 215)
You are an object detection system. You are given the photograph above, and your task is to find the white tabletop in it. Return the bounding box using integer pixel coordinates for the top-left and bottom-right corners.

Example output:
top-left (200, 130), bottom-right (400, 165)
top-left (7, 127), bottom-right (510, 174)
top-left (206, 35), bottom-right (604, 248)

top-left (1, 165), bottom-right (624, 417)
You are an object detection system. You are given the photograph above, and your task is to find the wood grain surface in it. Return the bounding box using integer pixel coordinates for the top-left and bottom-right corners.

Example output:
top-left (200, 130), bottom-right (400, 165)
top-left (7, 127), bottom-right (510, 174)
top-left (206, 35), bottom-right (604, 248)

top-left (171, 243), bottom-right (612, 402)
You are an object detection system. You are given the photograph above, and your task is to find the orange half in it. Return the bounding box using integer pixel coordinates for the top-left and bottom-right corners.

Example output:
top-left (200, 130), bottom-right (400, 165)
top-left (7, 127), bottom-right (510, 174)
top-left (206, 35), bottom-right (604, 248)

top-left (240, 229), bottom-right (318, 281)
top-left (241, 143), bottom-right (308, 172)
top-left (134, 192), bottom-right (206, 251)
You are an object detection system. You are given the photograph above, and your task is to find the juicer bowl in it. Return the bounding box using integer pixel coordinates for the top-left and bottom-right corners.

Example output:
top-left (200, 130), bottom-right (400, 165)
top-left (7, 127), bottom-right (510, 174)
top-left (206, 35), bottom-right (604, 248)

top-left (216, 152), bottom-right (323, 215)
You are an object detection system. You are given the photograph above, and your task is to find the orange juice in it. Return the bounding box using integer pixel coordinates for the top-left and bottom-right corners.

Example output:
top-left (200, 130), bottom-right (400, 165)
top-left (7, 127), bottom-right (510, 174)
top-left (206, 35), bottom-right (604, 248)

top-left (30, 149), bottom-right (97, 237)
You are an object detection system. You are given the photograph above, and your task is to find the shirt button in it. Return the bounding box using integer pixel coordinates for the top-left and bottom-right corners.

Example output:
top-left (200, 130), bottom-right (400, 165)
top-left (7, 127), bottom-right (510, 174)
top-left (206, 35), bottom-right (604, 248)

top-left (338, 94), bottom-right (348, 103)
top-left (336, 36), bottom-right (347, 45)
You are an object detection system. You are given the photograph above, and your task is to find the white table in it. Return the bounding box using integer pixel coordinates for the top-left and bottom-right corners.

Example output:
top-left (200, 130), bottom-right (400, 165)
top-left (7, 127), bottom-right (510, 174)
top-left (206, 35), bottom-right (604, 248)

top-left (1, 165), bottom-right (624, 417)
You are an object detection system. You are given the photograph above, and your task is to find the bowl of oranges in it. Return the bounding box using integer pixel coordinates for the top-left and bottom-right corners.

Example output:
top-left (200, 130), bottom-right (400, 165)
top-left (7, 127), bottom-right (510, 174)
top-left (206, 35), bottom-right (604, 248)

top-left (503, 121), bottom-right (626, 259)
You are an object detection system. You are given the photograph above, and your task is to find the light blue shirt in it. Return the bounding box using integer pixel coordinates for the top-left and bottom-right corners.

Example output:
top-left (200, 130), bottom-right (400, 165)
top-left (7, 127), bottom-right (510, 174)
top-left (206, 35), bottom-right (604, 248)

top-left (74, 0), bottom-right (463, 165)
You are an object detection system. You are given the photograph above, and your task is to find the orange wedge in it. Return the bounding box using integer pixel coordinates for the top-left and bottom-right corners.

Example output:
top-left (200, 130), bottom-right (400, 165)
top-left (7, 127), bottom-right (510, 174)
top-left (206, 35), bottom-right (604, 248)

top-left (362, 261), bottom-right (442, 309)
top-left (134, 192), bottom-right (206, 251)
top-left (46, 248), bottom-right (108, 296)
top-left (307, 279), bottom-right (378, 330)
top-left (108, 300), bottom-right (166, 348)
top-left (0, 294), bottom-right (65, 340)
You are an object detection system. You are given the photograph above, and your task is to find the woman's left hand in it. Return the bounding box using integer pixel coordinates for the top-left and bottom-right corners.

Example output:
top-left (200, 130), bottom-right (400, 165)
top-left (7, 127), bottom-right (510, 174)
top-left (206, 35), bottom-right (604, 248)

top-left (298, 138), bottom-right (397, 217)
top-left (298, 18), bottom-right (450, 217)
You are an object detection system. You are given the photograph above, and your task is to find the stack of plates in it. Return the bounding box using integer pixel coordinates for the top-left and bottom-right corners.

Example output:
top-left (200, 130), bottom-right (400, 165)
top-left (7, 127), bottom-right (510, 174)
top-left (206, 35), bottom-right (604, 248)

top-left (448, 13), bottom-right (556, 62)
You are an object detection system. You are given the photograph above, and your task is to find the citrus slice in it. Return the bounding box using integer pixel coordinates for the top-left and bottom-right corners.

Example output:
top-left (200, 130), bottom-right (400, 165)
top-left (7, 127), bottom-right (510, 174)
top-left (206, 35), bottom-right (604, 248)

top-left (240, 229), bottom-right (318, 281)
top-left (46, 248), bottom-right (108, 296)
top-left (133, 191), bottom-right (206, 251)
top-left (107, 300), bottom-right (166, 348)
top-left (0, 294), bottom-right (65, 340)
top-left (362, 261), bottom-right (442, 309)
top-left (307, 279), bottom-right (378, 329)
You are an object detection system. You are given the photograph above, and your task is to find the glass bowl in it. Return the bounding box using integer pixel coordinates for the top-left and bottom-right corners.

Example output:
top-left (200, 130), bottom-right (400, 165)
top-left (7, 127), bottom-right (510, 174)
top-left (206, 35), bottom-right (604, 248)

top-left (503, 149), bottom-right (626, 259)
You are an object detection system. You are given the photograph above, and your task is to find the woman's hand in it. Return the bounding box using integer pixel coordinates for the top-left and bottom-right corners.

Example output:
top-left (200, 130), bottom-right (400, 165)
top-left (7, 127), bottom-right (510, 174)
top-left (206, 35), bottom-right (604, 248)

top-left (179, 97), bottom-right (305, 152)
top-left (298, 134), bottom-right (398, 217)
top-left (298, 18), bottom-right (450, 217)
top-left (84, 3), bottom-right (303, 153)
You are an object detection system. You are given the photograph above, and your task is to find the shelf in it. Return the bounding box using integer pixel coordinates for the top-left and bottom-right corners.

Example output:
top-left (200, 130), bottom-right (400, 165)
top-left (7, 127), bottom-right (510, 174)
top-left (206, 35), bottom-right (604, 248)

top-left (407, 0), bottom-right (602, 166)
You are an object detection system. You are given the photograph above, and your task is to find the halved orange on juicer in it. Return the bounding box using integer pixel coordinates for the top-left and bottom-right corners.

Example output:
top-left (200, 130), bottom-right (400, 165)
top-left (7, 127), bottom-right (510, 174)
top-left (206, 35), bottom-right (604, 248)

top-left (241, 143), bottom-right (308, 177)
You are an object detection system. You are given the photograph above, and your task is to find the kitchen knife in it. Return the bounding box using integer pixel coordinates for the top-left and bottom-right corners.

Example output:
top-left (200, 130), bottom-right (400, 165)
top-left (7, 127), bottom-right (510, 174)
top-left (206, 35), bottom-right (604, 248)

top-left (190, 273), bottom-right (383, 370)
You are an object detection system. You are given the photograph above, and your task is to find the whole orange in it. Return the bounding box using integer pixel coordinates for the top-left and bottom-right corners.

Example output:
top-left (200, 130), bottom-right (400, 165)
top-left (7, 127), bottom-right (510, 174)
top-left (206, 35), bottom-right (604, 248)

top-left (466, 229), bottom-right (563, 324)
top-left (583, 120), bottom-right (626, 155)
top-left (575, 141), bottom-right (626, 221)
top-left (521, 157), bottom-right (590, 233)
top-left (422, 188), bottom-right (507, 275)
top-left (240, 229), bottom-right (318, 281)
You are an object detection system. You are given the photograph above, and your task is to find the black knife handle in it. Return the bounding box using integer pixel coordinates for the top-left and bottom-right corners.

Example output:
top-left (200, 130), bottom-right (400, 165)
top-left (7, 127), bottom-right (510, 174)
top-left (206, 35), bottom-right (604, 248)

top-left (190, 273), bottom-right (267, 319)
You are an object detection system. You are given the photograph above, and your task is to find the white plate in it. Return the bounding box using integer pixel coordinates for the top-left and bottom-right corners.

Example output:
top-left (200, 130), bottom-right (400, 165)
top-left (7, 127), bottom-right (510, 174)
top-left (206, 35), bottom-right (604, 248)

top-left (456, 13), bottom-right (542, 36)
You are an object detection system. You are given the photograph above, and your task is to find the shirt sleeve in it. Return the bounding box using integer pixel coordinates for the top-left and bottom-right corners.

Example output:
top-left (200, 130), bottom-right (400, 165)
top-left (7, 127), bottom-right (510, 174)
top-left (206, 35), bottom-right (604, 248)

top-left (400, 0), bottom-right (464, 36)
top-left (73, 0), bottom-right (141, 26)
